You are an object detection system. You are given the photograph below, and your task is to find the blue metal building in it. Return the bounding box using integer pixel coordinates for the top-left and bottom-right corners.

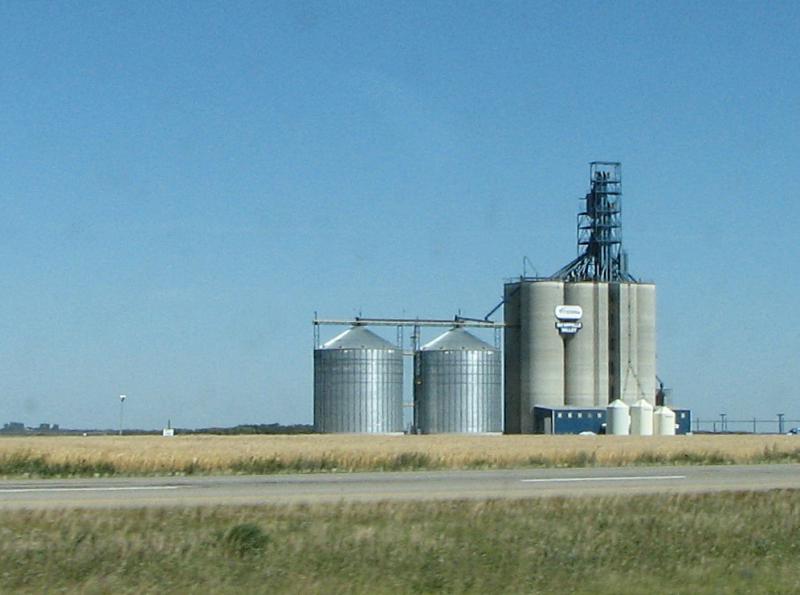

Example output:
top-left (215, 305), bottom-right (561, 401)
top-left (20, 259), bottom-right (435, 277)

top-left (533, 406), bottom-right (691, 435)
top-left (674, 409), bottom-right (691, 434)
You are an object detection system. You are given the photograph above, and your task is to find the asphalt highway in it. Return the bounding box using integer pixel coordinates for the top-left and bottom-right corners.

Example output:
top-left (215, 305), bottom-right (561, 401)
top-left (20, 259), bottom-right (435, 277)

top-left (0, 464), bottom-right (798, 510)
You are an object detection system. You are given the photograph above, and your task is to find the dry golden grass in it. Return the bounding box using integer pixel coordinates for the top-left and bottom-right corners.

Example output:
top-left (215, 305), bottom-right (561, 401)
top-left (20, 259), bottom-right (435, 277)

top-left (0, 433), bottom-right (799, 477)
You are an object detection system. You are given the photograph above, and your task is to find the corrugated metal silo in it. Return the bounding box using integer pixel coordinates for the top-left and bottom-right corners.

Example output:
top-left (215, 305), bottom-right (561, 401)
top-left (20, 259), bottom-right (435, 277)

top-left (503, 282), bottom-right (522, 433)
top-left (636, 283), bottom-right (657, 405)
top-left (416, 327), bottom-right (501, 434)
top-left (564, 282), bottom-right (609, 408)
top-left (314, 326), bottom-right (403, 433)
top-left (520, 281), bottom-right (565, 432)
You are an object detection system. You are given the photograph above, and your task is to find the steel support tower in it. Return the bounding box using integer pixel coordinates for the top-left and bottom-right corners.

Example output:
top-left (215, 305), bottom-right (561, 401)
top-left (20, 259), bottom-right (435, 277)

top-left (552, 162), bottom-right (634, 282)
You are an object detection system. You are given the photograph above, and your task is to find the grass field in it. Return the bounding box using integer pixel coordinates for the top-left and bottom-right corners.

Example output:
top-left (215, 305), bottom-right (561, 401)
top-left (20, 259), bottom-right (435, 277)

top-left (0, 434), bottom-right (799, 477)
top-left (1, 490), bottom-right (799, 593)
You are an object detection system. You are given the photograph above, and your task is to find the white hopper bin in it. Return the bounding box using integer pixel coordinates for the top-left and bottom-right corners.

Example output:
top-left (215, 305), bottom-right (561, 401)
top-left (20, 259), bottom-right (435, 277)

top-left (654, 406), bottom-right (676, 436)
top-left (606, 399), bottom-right (630, 435)
top-left (630, 398), bottom-right (654, 436)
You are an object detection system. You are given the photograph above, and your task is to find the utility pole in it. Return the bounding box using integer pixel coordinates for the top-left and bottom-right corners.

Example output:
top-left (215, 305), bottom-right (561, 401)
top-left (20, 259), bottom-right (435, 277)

top-left (119, 394), bottom-right (127, 436)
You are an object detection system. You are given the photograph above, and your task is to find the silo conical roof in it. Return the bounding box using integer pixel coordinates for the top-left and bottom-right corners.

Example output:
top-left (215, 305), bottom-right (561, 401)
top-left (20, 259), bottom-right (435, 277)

top-left (421, 327), bottom-right (496, 351)
top-left (607, 399), bottom-right (629, 410)
top-left (631, 398), bottom-right (654, 411)
top-left (321, 326), bottom-right (396, 350)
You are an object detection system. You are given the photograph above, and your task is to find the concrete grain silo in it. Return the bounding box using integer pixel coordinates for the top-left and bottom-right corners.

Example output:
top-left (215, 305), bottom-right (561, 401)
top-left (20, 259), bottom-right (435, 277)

top-left (504, 162), bottom-right (660, 434)
top-left (314, 326), bottom-right (403, 433)
top-left (520, 281), bottom-right (565, 430)
top-left (635, 283), bottom-right (657, 405)
top-left (564, 282), bottom-right (608, 408)
top-left (503, 283), bottom-right (523, 433)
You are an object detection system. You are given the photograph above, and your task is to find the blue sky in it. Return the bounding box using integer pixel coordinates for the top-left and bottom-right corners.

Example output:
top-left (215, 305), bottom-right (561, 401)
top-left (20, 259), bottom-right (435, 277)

top-left (1, 1), bottom-right (798, 429)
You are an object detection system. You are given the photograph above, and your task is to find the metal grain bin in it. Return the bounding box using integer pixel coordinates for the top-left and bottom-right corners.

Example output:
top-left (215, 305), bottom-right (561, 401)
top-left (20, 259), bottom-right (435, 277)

top-left (314, 326), bottom-right (403, 433)
top-left (606, 399), bottom-right (630, 435)
top-left (653, 406), bottom-right (676, 436)
top-left (416, 327), bottom-right (501, 434)
top-left (629, 398), bottom-right (654, 436)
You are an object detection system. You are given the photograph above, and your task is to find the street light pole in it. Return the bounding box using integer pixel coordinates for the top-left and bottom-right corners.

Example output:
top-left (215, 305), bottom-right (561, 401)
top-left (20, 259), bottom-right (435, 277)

top-left (119, 394), bottom-right (127, 436)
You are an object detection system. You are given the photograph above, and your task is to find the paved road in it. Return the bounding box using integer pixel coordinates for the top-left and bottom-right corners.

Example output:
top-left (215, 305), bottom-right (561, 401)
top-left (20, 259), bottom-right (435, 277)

top-left (0, 464), bottom-right (798, 510)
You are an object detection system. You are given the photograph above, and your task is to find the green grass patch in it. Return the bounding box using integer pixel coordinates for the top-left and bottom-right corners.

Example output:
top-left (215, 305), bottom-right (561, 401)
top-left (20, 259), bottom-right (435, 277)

top-left (0, 451), bottom-right (118, 478)
top-left (1, 490), bottom-right (799, 593)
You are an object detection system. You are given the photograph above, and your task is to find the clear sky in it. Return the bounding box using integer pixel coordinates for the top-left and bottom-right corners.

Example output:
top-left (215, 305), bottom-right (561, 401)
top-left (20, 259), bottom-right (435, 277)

top-left (1, 1), bottom-right (798, 429)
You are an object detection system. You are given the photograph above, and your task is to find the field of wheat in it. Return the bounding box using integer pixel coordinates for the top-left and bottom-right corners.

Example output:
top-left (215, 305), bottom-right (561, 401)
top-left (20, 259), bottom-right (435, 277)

top-left (0, 433), bottom-right (799, 477)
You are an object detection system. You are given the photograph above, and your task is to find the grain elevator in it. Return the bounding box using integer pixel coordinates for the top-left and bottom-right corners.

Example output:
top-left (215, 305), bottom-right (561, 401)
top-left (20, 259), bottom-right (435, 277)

top-left (313, 161), bottom-right (681, 434)
top-left (503, 162), bottom-right (659, 433)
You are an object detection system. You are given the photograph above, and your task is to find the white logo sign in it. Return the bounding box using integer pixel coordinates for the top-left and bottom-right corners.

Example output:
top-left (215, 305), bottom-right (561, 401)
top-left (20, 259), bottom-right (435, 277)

top-left (554, 305), bottom-right (583, 321)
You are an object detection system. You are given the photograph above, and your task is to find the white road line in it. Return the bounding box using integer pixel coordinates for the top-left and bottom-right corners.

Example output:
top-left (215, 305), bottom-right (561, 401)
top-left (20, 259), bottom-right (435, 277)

top-left (521, 475), bottom-right (686, 483)
top-left (0, 486), bottom-right (184, 494)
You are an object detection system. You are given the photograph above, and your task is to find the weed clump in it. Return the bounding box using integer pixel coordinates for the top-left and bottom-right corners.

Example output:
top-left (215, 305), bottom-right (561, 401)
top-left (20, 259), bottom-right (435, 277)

top-left (382, 452), bottom-right (431, 471)
top-left (221, 523), bottom-right (270, 557)
top-left (230, 455), bottom-right (342, 474)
